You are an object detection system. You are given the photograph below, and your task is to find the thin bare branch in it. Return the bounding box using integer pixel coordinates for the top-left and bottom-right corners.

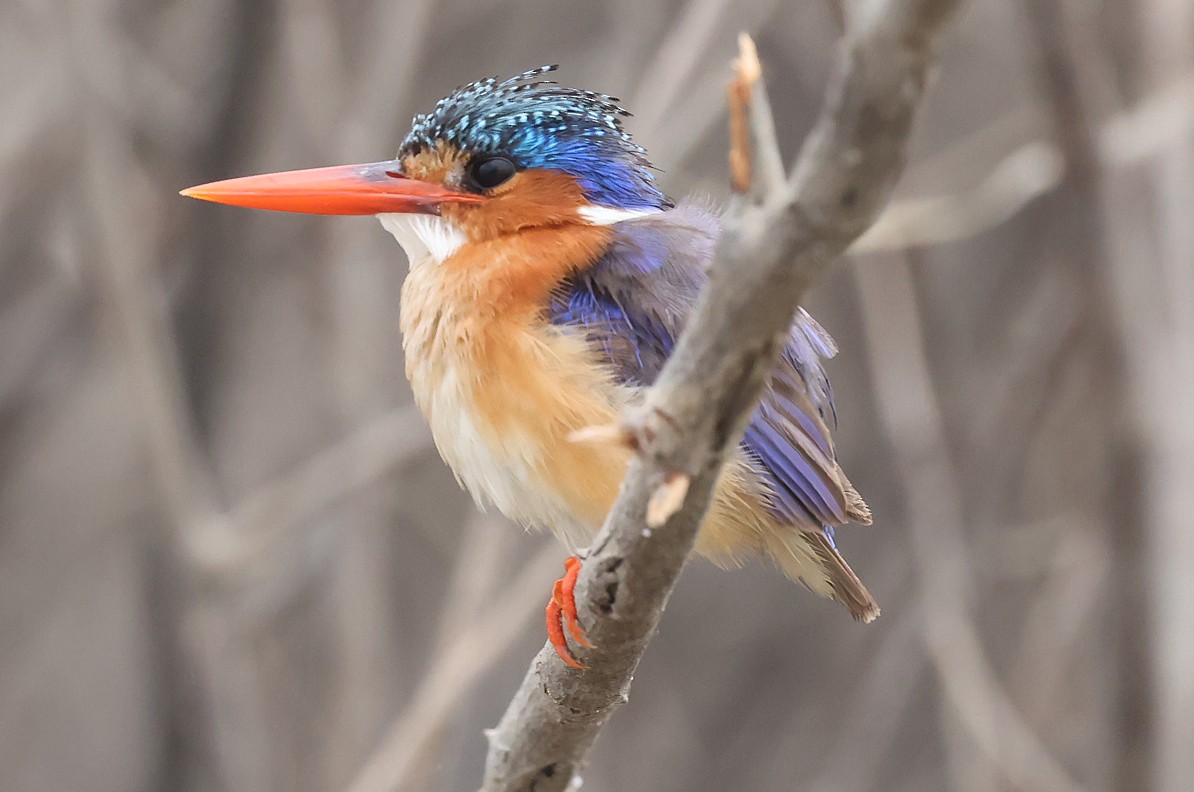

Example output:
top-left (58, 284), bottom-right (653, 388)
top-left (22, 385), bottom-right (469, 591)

top-left (853, 141), bottom-right (1064, 251)
top-left (190, 406), bottom-right (433, 579)
top-left (481, 4), bottom-right (961, 790)
top-left (632, 0), bottom-right (736, 140)
top-left (854, 69), bottom-right (1194, 252)
top-left (1019, 5), bottom-right (1153, 791)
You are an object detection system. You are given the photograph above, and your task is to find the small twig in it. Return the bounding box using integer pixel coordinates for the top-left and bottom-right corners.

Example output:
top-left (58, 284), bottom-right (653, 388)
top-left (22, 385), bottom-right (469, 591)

top-left (645, 471), bottom-right (692, 528)
top-left (567, 422), bottom-right (638, 451)
top-left (728, 33), bottom-right (786, 201)
top-left (727, 33), bottom-right (760, 193)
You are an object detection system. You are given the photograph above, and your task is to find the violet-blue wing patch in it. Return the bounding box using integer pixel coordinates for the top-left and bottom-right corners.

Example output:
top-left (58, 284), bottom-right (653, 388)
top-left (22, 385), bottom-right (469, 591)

top-left (547, 204), bottom-right (848, 530)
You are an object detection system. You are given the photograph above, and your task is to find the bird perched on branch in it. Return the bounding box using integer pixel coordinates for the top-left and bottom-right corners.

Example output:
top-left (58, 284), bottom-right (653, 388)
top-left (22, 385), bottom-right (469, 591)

top-left (182, 66), bottom-right (878, 668)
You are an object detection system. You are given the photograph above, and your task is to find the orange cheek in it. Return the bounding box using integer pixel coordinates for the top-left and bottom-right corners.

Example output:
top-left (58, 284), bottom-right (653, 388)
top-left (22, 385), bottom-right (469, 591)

top-left (443, 169), bottom-right (590, 240)
top-left (436, 222), bottom-right (613, 314)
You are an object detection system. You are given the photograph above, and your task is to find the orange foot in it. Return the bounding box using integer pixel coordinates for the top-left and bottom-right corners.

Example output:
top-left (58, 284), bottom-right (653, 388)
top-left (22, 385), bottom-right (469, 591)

top-left (546, 556), bottom-right (594, 669)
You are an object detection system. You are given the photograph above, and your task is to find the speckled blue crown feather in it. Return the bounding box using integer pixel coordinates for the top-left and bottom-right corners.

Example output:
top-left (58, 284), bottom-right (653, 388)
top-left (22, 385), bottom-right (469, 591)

top-left (399, 66), bottom-right (669, 211)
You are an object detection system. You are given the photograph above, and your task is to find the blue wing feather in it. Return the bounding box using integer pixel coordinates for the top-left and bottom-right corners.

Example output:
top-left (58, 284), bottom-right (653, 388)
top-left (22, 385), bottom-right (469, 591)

top-left (547, 204), bottom-right (853, 530)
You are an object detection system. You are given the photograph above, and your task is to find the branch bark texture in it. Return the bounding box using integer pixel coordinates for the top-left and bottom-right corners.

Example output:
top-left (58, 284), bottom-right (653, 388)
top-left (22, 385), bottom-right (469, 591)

top-left (482, 3), bottom-right (960, 789)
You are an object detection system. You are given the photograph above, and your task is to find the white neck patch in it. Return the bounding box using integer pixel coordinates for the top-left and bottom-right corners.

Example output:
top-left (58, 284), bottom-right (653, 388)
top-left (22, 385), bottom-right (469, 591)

top-left (577, 205), bottom-right (661, 226)
top-left (379, 205), bottom-right (660, 265)
top-left (378, 213), bottom-right (466, 265)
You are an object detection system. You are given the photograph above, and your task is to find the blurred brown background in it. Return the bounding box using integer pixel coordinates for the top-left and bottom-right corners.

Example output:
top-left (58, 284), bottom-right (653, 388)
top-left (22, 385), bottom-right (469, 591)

top-left (3, 1), bottom-right (1192, 791)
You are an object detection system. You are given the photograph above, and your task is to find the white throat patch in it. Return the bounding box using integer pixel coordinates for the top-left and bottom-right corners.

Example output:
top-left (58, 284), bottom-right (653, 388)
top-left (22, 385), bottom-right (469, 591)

top-left (378, 213), bottom-right (466, 265)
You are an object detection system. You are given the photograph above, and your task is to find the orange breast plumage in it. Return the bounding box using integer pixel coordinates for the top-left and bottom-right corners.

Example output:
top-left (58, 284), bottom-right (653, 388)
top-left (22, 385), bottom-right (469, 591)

top-left (396, 219), bottom-right (631, 550)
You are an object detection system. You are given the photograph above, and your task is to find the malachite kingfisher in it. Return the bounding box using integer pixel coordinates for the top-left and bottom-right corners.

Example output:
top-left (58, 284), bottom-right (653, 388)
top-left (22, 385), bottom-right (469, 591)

top-left (182, 66), bottom-right (879, 668)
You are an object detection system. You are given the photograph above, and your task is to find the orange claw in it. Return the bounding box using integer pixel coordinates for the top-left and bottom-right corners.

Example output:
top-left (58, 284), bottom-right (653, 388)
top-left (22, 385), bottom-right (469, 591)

top-left (546, 556), bottom-right (594, 669)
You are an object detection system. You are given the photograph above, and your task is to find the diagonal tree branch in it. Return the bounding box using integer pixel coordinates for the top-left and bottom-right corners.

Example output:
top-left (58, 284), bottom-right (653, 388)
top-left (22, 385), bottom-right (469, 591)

top-left (481, 3), bottom-right (961, 790)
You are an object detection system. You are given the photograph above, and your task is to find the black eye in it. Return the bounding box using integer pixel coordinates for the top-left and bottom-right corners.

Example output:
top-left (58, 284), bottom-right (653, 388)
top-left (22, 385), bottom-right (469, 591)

top-left (466, 155), bottom-right (517, 191)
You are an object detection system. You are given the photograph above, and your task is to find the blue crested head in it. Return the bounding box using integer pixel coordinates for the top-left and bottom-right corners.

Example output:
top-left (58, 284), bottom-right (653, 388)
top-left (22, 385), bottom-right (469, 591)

top-left (399, 66), bottom-right (670, 211)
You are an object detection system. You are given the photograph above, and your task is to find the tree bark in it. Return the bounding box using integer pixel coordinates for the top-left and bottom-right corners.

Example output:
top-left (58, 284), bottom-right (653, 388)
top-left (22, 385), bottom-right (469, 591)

top-left (481, 3), bottom-right (962, 790)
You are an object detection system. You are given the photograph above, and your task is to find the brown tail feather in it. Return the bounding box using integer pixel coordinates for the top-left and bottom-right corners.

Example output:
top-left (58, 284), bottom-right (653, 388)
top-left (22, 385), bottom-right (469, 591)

top-left (766, 528), bottom-right (881, 623)
top-left (806, 531), bottom-right (880, 622)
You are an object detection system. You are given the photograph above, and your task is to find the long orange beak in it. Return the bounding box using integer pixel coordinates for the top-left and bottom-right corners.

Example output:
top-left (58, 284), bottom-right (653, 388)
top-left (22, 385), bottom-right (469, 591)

top-left (180, 160), bottom-right (482, 215)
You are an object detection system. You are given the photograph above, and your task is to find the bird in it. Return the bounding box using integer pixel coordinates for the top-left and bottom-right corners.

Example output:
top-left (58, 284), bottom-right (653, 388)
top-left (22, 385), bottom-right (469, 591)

top-left (181, 66), bottom-right (878, 668)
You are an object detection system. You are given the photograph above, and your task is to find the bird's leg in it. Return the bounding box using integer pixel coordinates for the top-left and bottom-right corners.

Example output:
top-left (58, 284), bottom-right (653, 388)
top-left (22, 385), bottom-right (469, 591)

top-left (546, 555), bottom-right (593, 669)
